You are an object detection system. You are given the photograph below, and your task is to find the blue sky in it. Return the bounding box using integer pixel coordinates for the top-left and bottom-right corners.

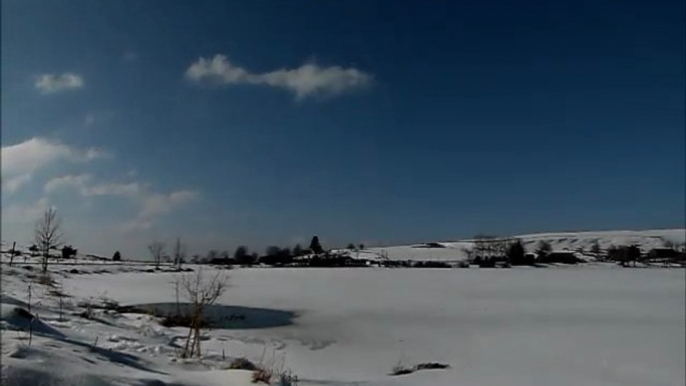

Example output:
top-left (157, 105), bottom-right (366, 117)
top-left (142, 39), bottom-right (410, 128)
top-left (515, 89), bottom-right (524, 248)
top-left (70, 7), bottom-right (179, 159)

top-left (2, 0), bottom-right (684, 258)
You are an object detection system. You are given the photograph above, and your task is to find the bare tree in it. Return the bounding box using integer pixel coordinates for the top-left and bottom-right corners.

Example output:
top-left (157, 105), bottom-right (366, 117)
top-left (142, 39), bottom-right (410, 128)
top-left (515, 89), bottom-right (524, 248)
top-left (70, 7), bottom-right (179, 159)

top-left (35, 208), bottom-right (63, 274)
top-left (148, 242), bottom-right (166, 269)
top-left (590, 242), bottom-right (602, 259)
top-left (173, 237), bottom-right (186, 269)
top-left (177, 267), bottom-right (229, 358)
top-left (472, 235), bottom-right (496, 261)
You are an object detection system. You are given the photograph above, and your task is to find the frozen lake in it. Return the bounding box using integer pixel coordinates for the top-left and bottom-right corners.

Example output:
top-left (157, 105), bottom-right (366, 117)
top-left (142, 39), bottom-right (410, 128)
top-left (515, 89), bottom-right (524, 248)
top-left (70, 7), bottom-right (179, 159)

top-left (63, 267), bottom-right (685, 386)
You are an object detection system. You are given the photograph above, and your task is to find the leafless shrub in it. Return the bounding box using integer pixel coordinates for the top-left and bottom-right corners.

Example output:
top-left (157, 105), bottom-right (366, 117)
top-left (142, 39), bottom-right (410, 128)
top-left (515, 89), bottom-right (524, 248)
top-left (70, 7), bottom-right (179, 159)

top-left (391, 359), bottom-right (414, 375)
top-left (148, 242), bottom-right (166, 269)
top-left (35, 208), bottom-right (63, 274)
top-left (252, 368), bottom-right (273, 384)
top-left (250, 346), bottom-right (297, 385)
top-left (173, 237), bottom-right (186, 269)
top-left (176, 267), bottom-right (229, 358)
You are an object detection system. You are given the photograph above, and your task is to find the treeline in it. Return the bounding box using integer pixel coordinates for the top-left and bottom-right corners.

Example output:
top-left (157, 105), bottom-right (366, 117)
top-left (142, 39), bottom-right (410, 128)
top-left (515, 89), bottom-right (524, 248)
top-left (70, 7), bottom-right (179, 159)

top-left (467, 236), bottom-right (686, 268)
top-left (192, 236), bottom-right (365, 267)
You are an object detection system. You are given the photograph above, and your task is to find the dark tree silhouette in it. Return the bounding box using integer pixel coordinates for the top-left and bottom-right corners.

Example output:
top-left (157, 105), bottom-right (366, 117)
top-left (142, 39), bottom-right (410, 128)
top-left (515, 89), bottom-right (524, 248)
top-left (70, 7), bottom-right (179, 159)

top-left (234, 246), bottom-right (254, 265)
top-left (234, 246), bottom-right (248, 260)
top-left (112, 251), bottom-right (122, 261)
top-left (507, 239), bottom-right (531, 265)
top-left (293, 244), bottom-right (303, 257)
top-left (310, 236), bottom-right (324, 255)
top-left (206, 250), bottom-right (219, 261)
top-left (61, 245), bottom-right (77, 259)
top-left (266, 246), bottom-right (281, 257)
top-left (261, 246), bottom-right (293, 265)
top-left (347, 243), bottom-right (356, 250)
top-left (627, 245), bottom-right (642, 267)
top-left (535, 240), bottom-right (552, 259)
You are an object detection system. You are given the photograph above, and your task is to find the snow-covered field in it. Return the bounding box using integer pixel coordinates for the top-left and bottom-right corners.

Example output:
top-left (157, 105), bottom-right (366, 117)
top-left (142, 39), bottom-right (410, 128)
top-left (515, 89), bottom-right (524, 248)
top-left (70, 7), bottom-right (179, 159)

top-left (2, 262), bottom-right (684, 386)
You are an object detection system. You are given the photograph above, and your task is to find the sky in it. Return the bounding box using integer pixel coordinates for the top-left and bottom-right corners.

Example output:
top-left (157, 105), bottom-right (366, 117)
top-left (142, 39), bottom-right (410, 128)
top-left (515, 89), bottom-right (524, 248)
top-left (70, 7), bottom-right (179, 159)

top-left (2, 0), bottom-right (685, 259)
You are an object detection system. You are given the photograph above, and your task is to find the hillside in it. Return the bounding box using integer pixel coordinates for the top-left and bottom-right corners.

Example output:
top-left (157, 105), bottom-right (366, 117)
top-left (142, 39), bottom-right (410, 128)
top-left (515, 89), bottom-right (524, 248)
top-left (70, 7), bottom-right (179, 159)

top-left (359, 229), bottom-right (685, 263)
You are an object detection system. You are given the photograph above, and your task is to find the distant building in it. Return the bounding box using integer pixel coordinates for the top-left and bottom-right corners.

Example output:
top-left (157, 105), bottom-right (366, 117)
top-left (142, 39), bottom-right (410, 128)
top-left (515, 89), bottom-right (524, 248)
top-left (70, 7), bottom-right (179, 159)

top-left (647, 248), bottom-right (682, 260)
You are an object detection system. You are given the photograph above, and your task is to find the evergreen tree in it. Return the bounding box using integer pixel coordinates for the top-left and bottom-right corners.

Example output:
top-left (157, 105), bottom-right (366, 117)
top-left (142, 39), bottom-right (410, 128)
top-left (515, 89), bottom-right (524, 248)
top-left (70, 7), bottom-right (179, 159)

top-left (507, 239), bottom-right (530, 265)
top-left (310, 236), bottom-right (324, 255)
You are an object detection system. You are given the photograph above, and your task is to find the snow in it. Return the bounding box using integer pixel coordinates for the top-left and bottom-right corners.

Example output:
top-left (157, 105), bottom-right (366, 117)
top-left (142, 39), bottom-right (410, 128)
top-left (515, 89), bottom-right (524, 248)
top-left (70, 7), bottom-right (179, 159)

top-left (359, 228), bottom-right (685, 262)
top-left (3, 259), bottom-right (684, 386)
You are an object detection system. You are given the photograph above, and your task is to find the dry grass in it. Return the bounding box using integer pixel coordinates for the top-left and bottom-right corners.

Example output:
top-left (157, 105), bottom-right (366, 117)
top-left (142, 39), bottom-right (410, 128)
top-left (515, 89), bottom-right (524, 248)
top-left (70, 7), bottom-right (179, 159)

top-left (251, 367), bottom-right (273, 384)
top-left (47, 289), bottom-right (70, 298)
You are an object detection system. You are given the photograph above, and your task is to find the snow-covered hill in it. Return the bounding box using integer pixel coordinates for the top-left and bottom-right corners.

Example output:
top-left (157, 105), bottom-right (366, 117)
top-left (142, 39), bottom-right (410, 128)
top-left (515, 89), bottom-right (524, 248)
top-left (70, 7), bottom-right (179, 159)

top-left (358, 229), bottom-right (685, 262)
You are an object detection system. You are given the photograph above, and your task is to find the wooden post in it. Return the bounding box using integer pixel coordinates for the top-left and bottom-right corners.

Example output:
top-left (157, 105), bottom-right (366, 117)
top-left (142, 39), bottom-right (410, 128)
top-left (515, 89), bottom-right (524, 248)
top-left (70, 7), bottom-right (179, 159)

top-left (9, 241), bottom-right (16, 266)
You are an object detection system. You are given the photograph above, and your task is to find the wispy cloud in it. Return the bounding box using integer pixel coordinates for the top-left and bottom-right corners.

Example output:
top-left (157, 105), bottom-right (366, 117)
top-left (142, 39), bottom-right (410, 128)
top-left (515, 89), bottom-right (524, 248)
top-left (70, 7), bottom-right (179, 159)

top-left (44, 174), bottom-right (199, 230)
top-left (1, 137), bottom-right (107, 194)
top-left (3, 174), bottom-right (33, 194)
top-left (185, 54), bottom-right (372, 100)
top-left (34, 73), bottom-right (84, 94)
top-left (1, 197), bottom-right (51, 226)
top-left (44, 174), bottom-right (93, 194)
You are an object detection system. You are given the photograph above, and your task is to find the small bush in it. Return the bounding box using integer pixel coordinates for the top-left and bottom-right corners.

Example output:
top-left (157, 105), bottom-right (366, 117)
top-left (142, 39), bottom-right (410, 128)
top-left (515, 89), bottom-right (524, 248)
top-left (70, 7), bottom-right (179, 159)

top-left (391, 362), bottom-right (414, 375)
top-left (390, 361), bottom-right (450, 376)
top-left (230, 357), bottom-right (258, 371)
top-left (279, 371), bottom-right (299, 386)
top-left (415, 362), bottom-right (450, 370)
top-left (37, 274), bottom-right (57, 287)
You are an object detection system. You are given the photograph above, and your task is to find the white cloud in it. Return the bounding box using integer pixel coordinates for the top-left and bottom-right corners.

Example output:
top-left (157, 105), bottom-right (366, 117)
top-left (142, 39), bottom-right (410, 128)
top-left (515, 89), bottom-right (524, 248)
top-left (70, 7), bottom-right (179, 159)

top-left (43, 174), bottom-right (199, 228)
top-left (85, 182), bottom-right (144, 197)
top-left (1, 197), bottom-right (51, 225)
top-left (139, 190), bottom-right (198, 219)
top-left (3, 174), bottom-right (33, 194)
top-left (1, 138), bottom-right (107, 194)
top-left (34, 73), bottom-right (84, 94)
top-left (185, 54), bottom-right (372, 99)
top-left (44, 174), bottom-right (92, 194)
